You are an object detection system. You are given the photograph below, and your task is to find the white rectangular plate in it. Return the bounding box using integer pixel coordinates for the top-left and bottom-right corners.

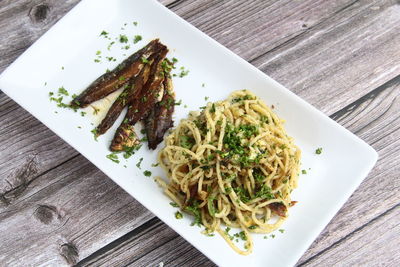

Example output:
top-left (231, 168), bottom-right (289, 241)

top-left (0, 0), bottom-right (378, 266)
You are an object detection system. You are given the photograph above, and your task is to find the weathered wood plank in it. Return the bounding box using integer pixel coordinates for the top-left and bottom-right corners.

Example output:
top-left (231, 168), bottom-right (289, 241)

top-left (77, 76), bottom-right (400, 266)
top-left (301, 204), bottom-right (400, 266)
top-left (78, 218), bottom-right (215, 267)
top-left (0, 156), bottom-right (154, 266)
top-left (253, 0), bottom-right (400, 114)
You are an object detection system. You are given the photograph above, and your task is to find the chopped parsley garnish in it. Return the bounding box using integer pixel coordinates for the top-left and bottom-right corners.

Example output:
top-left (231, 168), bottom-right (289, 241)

top-left (253, 184), bottom-right (273, 200)
top-left (106, 153), bottom-right (120, 163)
top-left (122, 144), bottom-right (141, 159)
top-left (77, 126), bottom-right (82, 129)
top-left (94, 59), bottom-right (101, 63)
top-left (61, 66), bottom-right (64, 70)
top-left (253, 168), bottom-right (265, 182)
top-left (133, 35), bottom-right (142, 44)
top-left (175, 211), bottom-right (183, 219)
top-left (178, 66), bottom-right (189, 78)
top-left (279, 229), bottom-right (285, 233)
top-left (100, 30), bottom-right (108, 37)
top-left (179, 135), bottom-right (195, 150)
top-left (141, 57), bottom-right (149, 64)
top-left (232, 94), bottom-right (254, 103)
top-left (91, 128), bottom-right (99, 141)
top-left (315, 147), bottom-right (323, 154)
top-left (136, 157), bottom-right (143, 169)
top-left (248, 225), bottom-right (258, 230)
top-left (106, 56), bottom-right (116, 62)
top-left (133, 21), bottom-right (138, 26)
top-left (143, 170), bottom-right (152, 177)
top-left (96, 50), bottom-right (101, 55)
top-left (58, 86), bottom-right (69, 96)
top-left (202, 83), bottom-right (205, 87)
top-left (210, 103), bottom-right (216, 113)
top-left (204, 96), bottom-right (209, 101)
top-left (119, 34), bottom-right (128, 43)
top-left (169, 202), bottom-right (179, 207)
top-left (185, 200), bottom-right (202, 226)
top-left (151, 163), bottom-right (159, 167)
top-left (302, 169), bottom-right (307, 174)
top-left (234, 231), bottom-right (247, 241)
top-left (107, 41), bottom-right (115, 50)
top-left (175, 99), bottom-right (182, 106)
top-left (80, 111), bottom-right (86, 117)
top-left (123, 45), bottom-right (130, 50)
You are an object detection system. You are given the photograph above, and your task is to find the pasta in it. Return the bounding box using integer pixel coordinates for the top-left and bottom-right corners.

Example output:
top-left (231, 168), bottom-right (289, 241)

top-left (157, 90), bottom-right (301, 255)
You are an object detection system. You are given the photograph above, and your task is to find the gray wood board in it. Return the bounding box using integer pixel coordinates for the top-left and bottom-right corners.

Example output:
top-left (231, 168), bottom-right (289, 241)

top-left (0, 0), bottom-right (399, 266)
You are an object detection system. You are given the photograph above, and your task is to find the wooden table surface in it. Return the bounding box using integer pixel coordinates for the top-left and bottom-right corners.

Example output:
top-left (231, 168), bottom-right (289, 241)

top-left (1, 0), bottom-right (399, 266)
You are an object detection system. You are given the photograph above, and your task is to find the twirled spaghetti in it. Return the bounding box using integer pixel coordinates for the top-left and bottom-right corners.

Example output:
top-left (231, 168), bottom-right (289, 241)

top-left (157, 90), bottom-right (301, 255)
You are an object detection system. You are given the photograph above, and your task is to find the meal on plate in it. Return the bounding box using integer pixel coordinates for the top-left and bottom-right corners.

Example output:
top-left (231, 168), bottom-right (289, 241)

top-left (157, 90), bottom-right (301, 255)
top-left (71, 39), bottom-right (175, 150)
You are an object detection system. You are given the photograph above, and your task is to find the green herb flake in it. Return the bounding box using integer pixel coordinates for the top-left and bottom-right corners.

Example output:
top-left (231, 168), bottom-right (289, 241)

top-left (279, 229), bottom-right (285, 233)
top-left (175, 211), bottom-right (183, 219)
top-left (91, 128), bottom-right (99, 141)
top-left (119, 34), bottom-right (128, 43)
top-left (141, 57), bottom-right (149, 64)
top-left (178, 67), bottom-right (189, 78)
top-left (136, 157), bottom-right (144, 169)
top-left (270, 234), bottom-right (276, 238)
top-left (93, 107), bottom-right (100, 115)
top-left (133, 35), bottom-right (142, 44)
top-left (169, 202), bottom-right (179, 207)
top-left (202, 83), bottom-right (205, 87)
top-left (204, 96), bottom-right (209, 101)
top-left (315, 147), bottom-right (323, 154)
top-left (151, 163), bottom-right (159, 167)
top-left (80, 111), bottom-right (86, 117)
top-left (58, 86), bottom-right (69, 96)
top-left (210, 103), bottom-right (216, 113)
top-left (96, 50), bottom-right (101, 55)
top-left (106, 153), bottom-right (120, 163)
top-left (100, 30), bottom-right (109, 37)
top-left (94, 59), bottom-right (101, 63)
top-left (77, 126), bottom-right (82, 129)
top-left (107, 41), bottom-right (115, 50)
top-left (143, 170), bottom-right (152, 177)
top-left (301, 169), bottom-right (307, 174)
top-left (61, 66), bottom-right (64, 70)
top-left (133, 21), bottom-right (138, 26)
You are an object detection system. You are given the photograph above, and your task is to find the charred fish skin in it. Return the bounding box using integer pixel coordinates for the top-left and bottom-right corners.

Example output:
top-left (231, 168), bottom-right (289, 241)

top-left (110, 47), bottom-right (168, 152)
top-left (145, 72), bottom-right (175, 150)
top-left (71, 39), bottom-right (161, 108)
top-left (95, 57), bottom-right (154, 136)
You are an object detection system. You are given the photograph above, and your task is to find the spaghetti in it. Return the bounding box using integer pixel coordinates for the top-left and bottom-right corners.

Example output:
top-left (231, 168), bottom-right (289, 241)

top-left (157, 90), bottom-right (301, 255)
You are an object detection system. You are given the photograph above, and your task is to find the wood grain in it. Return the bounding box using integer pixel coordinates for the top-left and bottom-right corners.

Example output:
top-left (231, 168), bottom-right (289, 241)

top-left (0, 0), bottom-right (399, 266)
top-left (0, 156), bottom-right (154, 266)
top-left (301, 204), bottom-right (400, 266)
